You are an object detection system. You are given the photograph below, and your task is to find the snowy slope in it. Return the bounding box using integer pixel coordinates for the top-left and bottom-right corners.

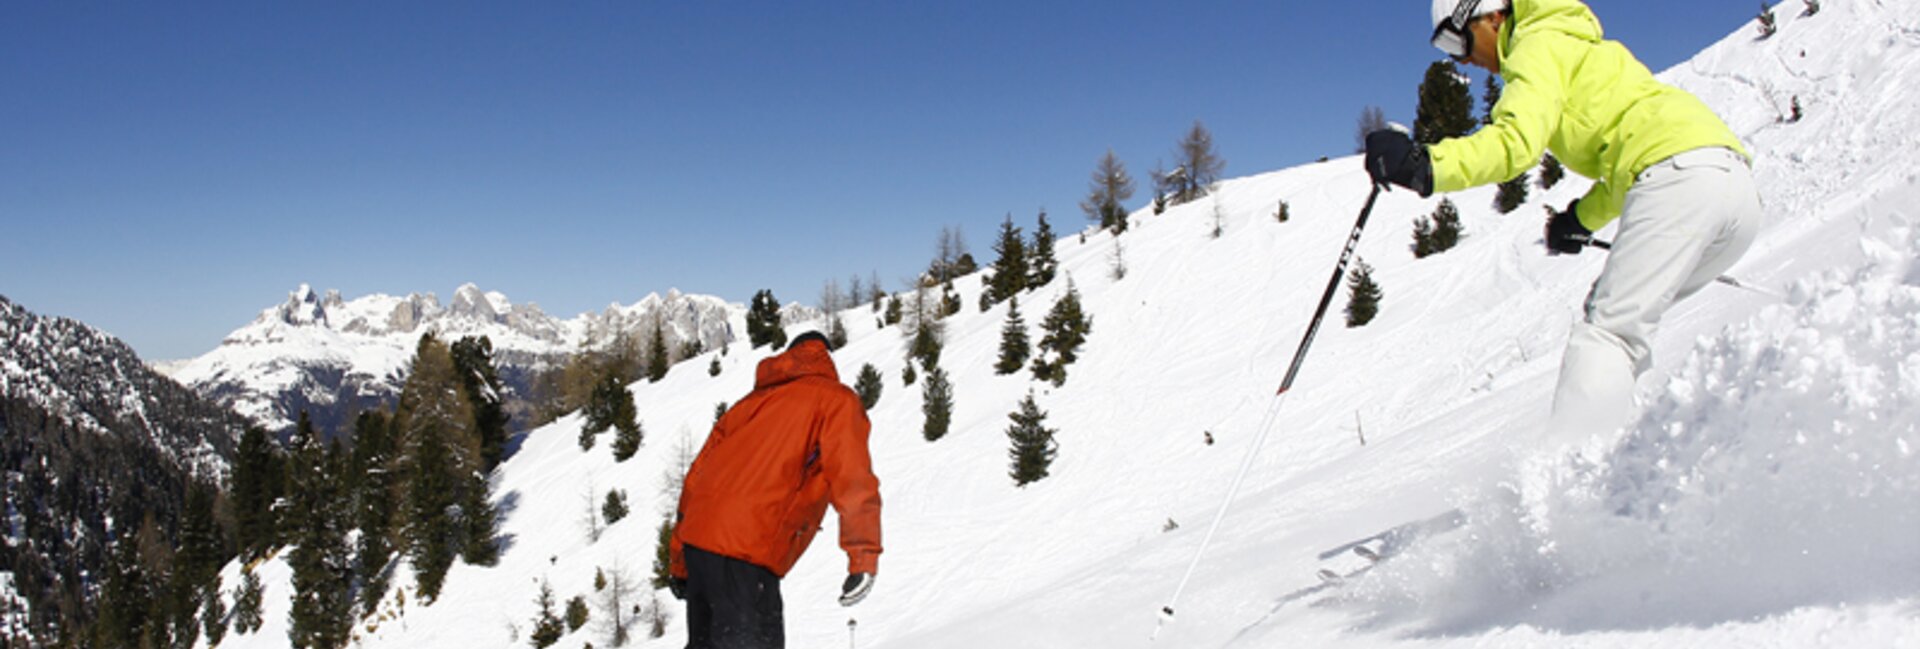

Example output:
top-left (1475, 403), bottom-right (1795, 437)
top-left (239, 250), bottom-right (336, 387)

top-left (204, 2), bottom-right (1920, 647)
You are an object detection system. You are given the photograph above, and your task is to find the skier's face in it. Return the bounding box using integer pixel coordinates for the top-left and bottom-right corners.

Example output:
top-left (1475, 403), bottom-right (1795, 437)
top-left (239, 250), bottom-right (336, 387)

top-left (1462, 13), bottom-right (1505, 75)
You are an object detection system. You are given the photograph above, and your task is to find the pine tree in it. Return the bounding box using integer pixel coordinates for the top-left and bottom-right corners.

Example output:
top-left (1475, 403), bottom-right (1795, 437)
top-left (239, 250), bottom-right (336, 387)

top-left (407, 418), bottom-right (457, 602)
top-left (579, 418), bottom-right (599, 451)
top-left (459, 470), bottom-right (500, 566)
top-left (645, 318), bottom-right (669, 383)
top-left (1412, 198), bottom-right (1464, 259)
top-left (1345, 259), bottom-right (1383, 327)
top-left (746, 290), bottom-right (786, 349)
top-left (820, 279), bottom-right (850, 350)
top-left (352, 410), bottom-right (396, 613)
top-left (986, 214), bottom-right (1029, 306)
top-left (1482, 75), bottom-right (1503, 126)
top-left (1080, 150), bottom-right (1136, 232)
top-left (1006, 391), bottom-right (1059, 487)
top-left (94, 529), bottom-right (151, 647)
top-left (994, 297), bottom-right (1030, 375)
top-left (201, 573), bottom-right (229, 646)
top-left (172, 482), bottom-right (223, 642)
top-left (1803, 0), bottom-right (1820, 17)
top-left (584, 374), bottom-right (638, 444)
top-left (233, 567), bottom-right (264, 635)
top-left (566, 595), bottom-right (590, 632)
top-left (940, 280), bottom-right (962, 318)
top-left (1413, 213), bottom-right (1428, 259)
top-left (1169, 121), bottom-right (1226, 205)
top-left (393, 332), bottom-right (493, 595)
top-left (1028, 210), bottom-right (1059, 287)
top-left (883, 296), bottom-right (902, 326)
top-left (450, 335), bottom-right (509, 472)
top-left (708, 356), bottom-right (721, 377)
top-left (1415, 60), bottom-right (1477, 145)
top-left (854, 363), bottom-right (884, 410)
top-left (1758, 2), bottom-right (1778, 38)
top-left (1539, 153), bottom-right (1566, 189)
top-left (231, 426), bottom-right (284, 560)
top-left (1274, 200), bottom-right (1291, 223)
top-left (530, 580), bottom-right (566, 648)
top-left (602, 489), bottom-right (629, 526)
top-left (612, 414), bottom-right (643, 462)
top-left (288, 430), bottom-right (353, 649)
top-left (1495, 172), bottom-right (1531, 214)
top-left (650, 516), bottom-right (675, 590)
top-left (903, 285), bottom-right (944, 370)
top-left (1031, 281), bottom-right (1093, 387)
top-left (921, 365), bottom-right (953, 442)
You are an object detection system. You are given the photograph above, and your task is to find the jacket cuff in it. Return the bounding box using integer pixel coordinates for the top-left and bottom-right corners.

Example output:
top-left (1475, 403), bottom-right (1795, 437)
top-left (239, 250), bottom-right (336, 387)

top-left (848, 551), bottom-right (879, 575)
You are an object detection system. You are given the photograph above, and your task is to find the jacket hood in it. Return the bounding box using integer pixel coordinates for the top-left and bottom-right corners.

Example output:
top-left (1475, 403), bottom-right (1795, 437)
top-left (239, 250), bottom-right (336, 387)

top-left (755, 339), bottom-right (840, 389)
top-left (1512, 0), bottom-right (1603, 44)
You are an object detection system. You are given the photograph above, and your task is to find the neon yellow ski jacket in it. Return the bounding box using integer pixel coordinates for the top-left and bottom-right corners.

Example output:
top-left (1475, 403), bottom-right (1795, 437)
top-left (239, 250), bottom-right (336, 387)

top-left (1427, 0), bottom-right (1747, 231)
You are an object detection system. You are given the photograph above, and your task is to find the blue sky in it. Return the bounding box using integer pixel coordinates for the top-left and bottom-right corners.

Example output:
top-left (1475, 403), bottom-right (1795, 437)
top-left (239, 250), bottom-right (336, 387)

top-left (0, 1), bottom-right (1760, 361)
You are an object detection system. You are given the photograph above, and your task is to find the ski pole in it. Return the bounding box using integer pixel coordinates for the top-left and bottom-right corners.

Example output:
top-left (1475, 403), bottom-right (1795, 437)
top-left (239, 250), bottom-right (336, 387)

top-left (1584, 239), bottom-right (1781, 299)
top-left (848, 618), bottom-right (857, 649)
top-left (1152, 183), bottom-right (1385, 641)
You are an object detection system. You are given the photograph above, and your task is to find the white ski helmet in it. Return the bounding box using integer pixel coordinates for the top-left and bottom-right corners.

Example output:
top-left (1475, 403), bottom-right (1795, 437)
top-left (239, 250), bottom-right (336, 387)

top-left (1430, 0), bottom-right (1509, 59)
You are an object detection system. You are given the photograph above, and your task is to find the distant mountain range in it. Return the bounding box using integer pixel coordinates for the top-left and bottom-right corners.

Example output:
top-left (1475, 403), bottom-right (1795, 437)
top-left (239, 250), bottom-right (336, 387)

top-left (170, 283), bottom-right (822, 437)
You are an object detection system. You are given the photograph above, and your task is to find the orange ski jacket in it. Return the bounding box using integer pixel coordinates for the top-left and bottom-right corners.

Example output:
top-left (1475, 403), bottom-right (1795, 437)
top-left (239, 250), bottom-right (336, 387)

top-left (669, 339), bottom-right (882, 579)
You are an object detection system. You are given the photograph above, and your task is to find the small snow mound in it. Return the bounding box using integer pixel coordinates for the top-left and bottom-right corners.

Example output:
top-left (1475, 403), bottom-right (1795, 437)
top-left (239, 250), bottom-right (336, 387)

top-left (1339, 228), bottom-right (1920, 634)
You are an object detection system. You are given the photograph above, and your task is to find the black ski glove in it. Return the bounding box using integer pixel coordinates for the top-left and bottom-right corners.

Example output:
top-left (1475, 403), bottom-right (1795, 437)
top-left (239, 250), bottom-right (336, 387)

top-left (669, 577), bottom-right (687, 601)
top-left (839, 573), bottom-right (874, 607)
top-left (1545, 201), bottom-right (1592, 255)
top-left (1363, 130), bottom-right (1434, 197)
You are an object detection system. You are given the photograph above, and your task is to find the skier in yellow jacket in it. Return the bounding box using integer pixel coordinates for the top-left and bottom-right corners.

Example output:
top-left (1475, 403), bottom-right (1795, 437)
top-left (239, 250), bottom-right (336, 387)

top-left (1365, 0), bottom-right (1762, 447)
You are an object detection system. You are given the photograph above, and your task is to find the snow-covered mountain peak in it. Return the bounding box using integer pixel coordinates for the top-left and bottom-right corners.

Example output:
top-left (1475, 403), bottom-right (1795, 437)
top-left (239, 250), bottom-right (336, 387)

top-left (179, 283), bottom-right (748, 434)
top-left (272, 283), bottom-right (328, 327)
top-left (447, 282), bottom-right (501, 324)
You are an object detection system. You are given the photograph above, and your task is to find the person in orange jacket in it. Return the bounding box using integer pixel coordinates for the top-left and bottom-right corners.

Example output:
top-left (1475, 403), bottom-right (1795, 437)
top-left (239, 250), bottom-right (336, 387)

top-left (669, 331), bottom-right (882, 649)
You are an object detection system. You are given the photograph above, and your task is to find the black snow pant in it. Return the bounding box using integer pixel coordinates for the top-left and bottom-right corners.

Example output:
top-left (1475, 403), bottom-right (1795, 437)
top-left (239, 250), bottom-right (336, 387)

top-left (684, 545), bottom-right (785, 649)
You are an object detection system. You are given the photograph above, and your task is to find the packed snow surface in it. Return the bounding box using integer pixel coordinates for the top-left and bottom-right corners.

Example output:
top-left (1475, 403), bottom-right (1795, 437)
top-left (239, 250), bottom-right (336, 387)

top-left (204, 1), bottom-right (1919, 647)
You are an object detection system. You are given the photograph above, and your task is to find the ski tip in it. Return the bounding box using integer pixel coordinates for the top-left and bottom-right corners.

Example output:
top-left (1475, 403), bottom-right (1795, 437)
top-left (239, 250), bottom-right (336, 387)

top-left (1316, 569), bottom-right (1343, 584)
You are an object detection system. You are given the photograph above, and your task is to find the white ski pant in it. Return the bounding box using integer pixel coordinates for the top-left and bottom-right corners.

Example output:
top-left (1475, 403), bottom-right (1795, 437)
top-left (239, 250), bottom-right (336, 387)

top-left (1547, 147), bottom-right (1760, 448)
